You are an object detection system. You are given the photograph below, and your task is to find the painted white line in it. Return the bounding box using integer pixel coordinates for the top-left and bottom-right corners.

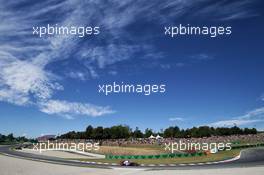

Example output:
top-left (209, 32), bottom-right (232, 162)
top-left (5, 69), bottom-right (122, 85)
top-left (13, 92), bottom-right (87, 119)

top-left (148, 164), bottom-right (155, 166)
top-left (112, 167), bottom-right (145, 171)
top-left (197, 163), bottom-right (205, 165)
top-left (179, 164), bottom-right (186, 166)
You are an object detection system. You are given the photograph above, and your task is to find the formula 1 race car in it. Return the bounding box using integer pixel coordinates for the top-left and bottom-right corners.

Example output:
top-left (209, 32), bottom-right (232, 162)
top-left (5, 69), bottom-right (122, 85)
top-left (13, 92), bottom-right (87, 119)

top-left (120, 160), bottom-right (139, 166)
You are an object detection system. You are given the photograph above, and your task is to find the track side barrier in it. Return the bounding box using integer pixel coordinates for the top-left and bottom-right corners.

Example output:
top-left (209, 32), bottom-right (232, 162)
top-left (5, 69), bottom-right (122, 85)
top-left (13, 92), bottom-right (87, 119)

top-left (106, 151), bottom-right (206, 160)
top-left (105, 143), bottom-right (264, 160)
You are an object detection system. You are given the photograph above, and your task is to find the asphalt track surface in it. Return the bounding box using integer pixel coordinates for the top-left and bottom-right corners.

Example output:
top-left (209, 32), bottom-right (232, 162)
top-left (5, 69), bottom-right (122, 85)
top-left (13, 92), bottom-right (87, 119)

top-left (0, 145), bottom-right (264, 170)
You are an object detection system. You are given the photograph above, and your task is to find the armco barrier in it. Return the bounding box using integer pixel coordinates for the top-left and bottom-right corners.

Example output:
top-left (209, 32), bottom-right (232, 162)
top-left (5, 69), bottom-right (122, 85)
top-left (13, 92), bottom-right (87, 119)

top-left (106, 152), bottom-right (206, 160)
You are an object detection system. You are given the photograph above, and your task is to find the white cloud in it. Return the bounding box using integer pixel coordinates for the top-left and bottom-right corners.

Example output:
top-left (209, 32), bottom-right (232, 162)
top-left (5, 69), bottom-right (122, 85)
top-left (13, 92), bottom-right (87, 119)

top-left (161, 64), bottom-right (171, 70)
top-left (0, 59), bottom-right (60, 100)
top-left (169, 117), bottom-right (184, 122)
top-left (194, 0), bottom-right (259, 21)
top-left (68, 71), bottom-right (87, 81)
top-left (38, 100), bottom-right (115, 119)
top-left (209, 119), bottom-right (261, 127)
top-left (238, 107), bottom-right (264, 120)
top-left (79, 44), bottom-right (140, 69)
top-left (86, 66), bottom-right (99, 79)
top-left (0, 0), bottom-right (260, 118)
top-left (0, 89), bottom-right (29, 106)
top-left (260, 94), bottom-right (264, 101)
top-left (209, 107), bottom-right (264, 127)
top-left (0, 0), bottom-right (115, 118)
top-left (108, 70), bottom-right (118, 76)
top-left (191, 54), bottom-right (214, 61)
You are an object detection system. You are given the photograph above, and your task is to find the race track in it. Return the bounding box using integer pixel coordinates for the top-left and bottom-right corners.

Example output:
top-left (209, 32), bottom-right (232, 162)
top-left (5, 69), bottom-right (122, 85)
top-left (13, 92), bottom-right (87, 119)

top-left (0, 145), bottom-right (264, 170)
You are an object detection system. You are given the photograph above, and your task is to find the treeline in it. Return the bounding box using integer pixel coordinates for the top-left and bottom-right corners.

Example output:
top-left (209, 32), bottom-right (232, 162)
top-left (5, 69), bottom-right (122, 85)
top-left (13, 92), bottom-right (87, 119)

top-left (58, 125), bottom-right (257, 140)
top-left (163, 126), bottom-right (257, 138)
top-left (0, 133), bottom-right (29, 144)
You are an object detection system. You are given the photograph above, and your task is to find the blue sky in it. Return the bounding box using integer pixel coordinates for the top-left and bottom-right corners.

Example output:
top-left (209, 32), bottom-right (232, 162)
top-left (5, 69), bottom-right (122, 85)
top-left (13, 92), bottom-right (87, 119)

top-left (0, 0), bottom-right (264, 138)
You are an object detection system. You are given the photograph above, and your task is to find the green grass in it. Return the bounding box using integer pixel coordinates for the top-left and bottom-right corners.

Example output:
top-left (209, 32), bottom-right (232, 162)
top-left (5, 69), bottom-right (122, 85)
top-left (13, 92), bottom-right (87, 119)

top-left (87, 145), bottom-right (170, 156)
top-left (71, 149), bottom-right (241, 165)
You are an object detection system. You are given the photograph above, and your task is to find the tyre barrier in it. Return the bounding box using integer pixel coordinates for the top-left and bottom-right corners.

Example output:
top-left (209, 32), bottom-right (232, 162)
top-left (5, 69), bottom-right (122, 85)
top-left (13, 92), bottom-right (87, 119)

top-left (106, 151), bottom-right (206, 160)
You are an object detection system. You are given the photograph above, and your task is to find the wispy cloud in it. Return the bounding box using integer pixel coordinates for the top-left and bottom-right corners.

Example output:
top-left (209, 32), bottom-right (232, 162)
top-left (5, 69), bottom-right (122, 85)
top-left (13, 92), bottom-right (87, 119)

top-left (67, 71), bottom-right (87, 81)
top-left (169, 117), bottom-right (184, 122)
top-left (0, 0), bottom-right (260, 118)
top-left (38, 100), bottom-right (115, 119)
top-left (0, 57), bottom-right (61, 105)
top-left (160, 62), bottom-right (185, 70)
top-left (193, 0), bottom-right (260, 21)
top-left (260, 94), bottom-right (264, 101)
top-left (209, 107), bottom-right (264, 127)
top-left (191, 54), bottom-right (214, 61)
top-left (79, 44), bottom-right (141, 69)
top-left (0, 0), bottom-right (116, 118)
top-left (209, 119), bottom-right (260, 127)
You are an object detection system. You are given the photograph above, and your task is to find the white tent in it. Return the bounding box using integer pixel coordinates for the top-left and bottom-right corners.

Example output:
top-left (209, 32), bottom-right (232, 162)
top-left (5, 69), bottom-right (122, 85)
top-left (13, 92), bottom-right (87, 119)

top-left (156, 135), bottom-right (163, 139)
top-left (149, 135), bottom-right (155, 139)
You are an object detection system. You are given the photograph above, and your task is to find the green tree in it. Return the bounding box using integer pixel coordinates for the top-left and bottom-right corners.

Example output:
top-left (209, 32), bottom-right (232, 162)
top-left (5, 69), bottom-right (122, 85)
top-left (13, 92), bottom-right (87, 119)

top-left (133, 127), bottom-right (143, 138)
top-left (92, 127), bottom-right (104, 139)
top-left (85, 125), bottom-right (93, 139)
top-left (144, 128), bottom-right (153, 138)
